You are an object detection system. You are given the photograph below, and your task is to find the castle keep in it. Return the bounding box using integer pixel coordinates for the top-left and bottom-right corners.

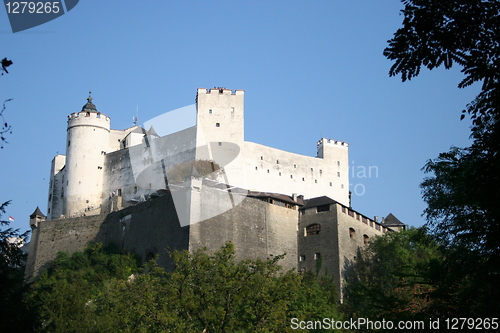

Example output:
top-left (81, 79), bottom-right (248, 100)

top-left (26, 88), bottom-right (404, 298)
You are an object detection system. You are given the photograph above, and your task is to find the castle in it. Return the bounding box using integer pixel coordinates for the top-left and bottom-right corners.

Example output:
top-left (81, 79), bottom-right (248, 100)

top-left (26, 88), bottom-right (404, 298)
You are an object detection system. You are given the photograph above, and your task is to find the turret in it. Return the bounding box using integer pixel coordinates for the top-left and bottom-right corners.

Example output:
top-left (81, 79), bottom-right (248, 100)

top-left (64, 93), bottom-right (110, 217)
top-left (29, 206), bottom-right (46, 229)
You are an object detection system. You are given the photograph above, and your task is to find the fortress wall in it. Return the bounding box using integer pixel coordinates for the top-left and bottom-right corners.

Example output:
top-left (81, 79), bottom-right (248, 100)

top-left (243, 142), bottom-right (349, 205)
top-left (298, 204), bottom-right (341, 291)
top-left (189, 195), bottom-right (298, 272)
top-left (25, 214), bottom-right (111, 281)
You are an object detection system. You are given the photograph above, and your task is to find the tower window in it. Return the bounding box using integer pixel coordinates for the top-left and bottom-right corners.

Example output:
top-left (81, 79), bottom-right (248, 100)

top-left (216, 123), bottom-right (220, 127)
top-left (218, 142), bottom-right (222, 146)
top-left (330, 182), bottom-right (332, 186)
top-left (349, 228), bottom-right (356, 239)
top-left (306, 223), bottom-right (321, 236)
top-left (316, 204), bottom-right (330, 213)
top-left (209, 109), bottom-right (213, 114)
top-left (68, 140), bottom-right (70, 147)
top-left (337, 172), bottom-right (341, 177)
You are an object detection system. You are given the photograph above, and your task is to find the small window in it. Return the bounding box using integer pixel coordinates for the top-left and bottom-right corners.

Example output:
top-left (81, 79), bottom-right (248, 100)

top-left (314, 253), bottom-right (321, 260)
top-left (294, 164), bottom-right (297, 168)
top-left (96, 113), bottom-right (101, 118)
top-left (290, 175), bottom-right (293, 179)
top-left (314, 179), bottom-right (317, 183)
top-left (209, 109), bottom-right (213, 114)
top-left (302, 177), bottom-right (305, 181)
top-left (341, 184), bottom-right (344, 189)
top-left (316, 204), bottom-right (330, 213)
top-left (311, 167), bottom-right (313, 171)
top-left (218, 142), bottom-right (222, 146)
top-left (261, 156), bottom-right (263, 160)
top-left (306, 223), bottom-right (321, 236)
top-left (337, 161), bottom-right (341, 166)
top-left (299, 255), bottom-right (306, 262)
top-left (337, 172), bottom-right (341, 177)
top-left (276, 160), bottom-right (279, 164)
top-left (255, 166), bottom-right (258, 170)
top-left (363, 235), bottom-right (369, 245)
top-left (349, 227), bottom-right (356, 239)
top-left (267, 169), bottom-right (270, 173)
top-left (279, 172), bottom-right (281, 176)
top-left (216, 123), bottom-right (220, 127)
top-left (329, 182), bottom-right (332, 186)
top-left (117, 189), bottom-right (122, 196)
top-left (48, 208), bottom-right (51, 214)
top-left (68, 140), bottom-right (70, 147)
top-left (319, 169), bottom-right (322, 175)
top-left (342, 206), bottom-right (346, 213)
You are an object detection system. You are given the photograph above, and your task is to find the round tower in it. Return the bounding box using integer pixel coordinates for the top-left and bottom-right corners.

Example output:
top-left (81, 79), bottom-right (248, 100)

top-left (64, 93), bottom-right (110, 217)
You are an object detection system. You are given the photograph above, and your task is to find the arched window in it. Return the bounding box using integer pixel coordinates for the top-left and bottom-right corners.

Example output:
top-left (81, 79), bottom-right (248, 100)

top-left (306, 223), bottom-right (321, 236)
top-left (363, 234), bottom-right (369, 245)
top-left (349, 227), bottom-right (356, 239)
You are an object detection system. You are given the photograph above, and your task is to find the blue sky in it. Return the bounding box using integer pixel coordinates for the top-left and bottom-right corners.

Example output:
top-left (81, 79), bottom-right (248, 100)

top-left (1, 1), bottom-right (479, 234)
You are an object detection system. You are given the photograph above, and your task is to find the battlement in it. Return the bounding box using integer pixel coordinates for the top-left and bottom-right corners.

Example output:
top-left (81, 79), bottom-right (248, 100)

top-left (67, 111), bottom-right (111, 130)
top-left (198, 87), bottom-right (244, 96)
top-left (317, 138), bottom-right (349, 148)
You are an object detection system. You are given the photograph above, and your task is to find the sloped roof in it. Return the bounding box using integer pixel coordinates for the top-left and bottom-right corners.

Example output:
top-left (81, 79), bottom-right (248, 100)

top-left (30, 206), bottom-right (46, 219)
top-left (301, 196), bottom-right (338, 210)
top-left (382, 213), bottom-right (404, 226)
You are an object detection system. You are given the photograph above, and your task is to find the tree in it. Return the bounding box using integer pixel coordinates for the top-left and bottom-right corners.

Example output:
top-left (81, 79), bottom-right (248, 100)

top-left (26, 243), bottom-right (141, 332)
top-left (385, 0), bottom-right (500, 317)
top-left (384, 0), bottom-right (500, 124)
top-left (27, 243), bottom-right (343, 332)
top-left (342, 228), bottom-right (445, 328)
top-left (0, 200), bottom-right (32, 331)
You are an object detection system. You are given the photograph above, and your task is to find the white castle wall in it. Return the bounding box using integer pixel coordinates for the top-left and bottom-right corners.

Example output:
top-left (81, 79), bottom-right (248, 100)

top-left (242, 139), bottom-right (349, 205)
top-left (64, 111), bottom-right (110, 217)
top-left (47, 155), bottom-right (66, 220)
top-left (48, 88), bottom-right (351, 220)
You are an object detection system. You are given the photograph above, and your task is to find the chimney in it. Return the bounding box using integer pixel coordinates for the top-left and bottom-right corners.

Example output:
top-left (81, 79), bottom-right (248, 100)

top-left (374, 216), bottom-right (379, 222)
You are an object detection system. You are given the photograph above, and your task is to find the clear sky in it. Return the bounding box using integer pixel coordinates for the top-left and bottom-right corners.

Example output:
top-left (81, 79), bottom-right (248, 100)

top-left (1, 0), bottom-right (479, 234)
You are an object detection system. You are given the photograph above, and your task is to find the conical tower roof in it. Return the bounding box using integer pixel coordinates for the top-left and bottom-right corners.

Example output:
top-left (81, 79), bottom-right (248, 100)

top-left (30, 206), bottom-right (46, 219)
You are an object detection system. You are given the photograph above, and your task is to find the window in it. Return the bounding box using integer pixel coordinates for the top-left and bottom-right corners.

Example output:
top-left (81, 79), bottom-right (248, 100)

top-left (290, 175), bottom-right (293, 179)
top-left (255, 166), bottom-right (258, 170)
top-left (314, 179), bottom-right (317, 183)
top-left (302, 177), bottom-right (305, 181)
top-left (294, 164), bottom-right (297, 168)
top-left (337, 172), bottom-right (341, 177)
top-left (306, 223), bottom-right (321, 236)
top-left (299, 255), bottom-right (306, 262)
top-left (279, 172), bottom-right (281, 176)
top-left (329, 182), bottom-right (332, 186)
top-left (363, 234), bottom-right (369, 245)
top-left (117, 189), bottom-right (122, 196)
top-left (337, 161), bottom-right (341, 166)
top-left (319, 169), bottom-right (322, 175)
top-left (68, 140), bottom-right (70, 147)
top-left (316, 204), bottom-right (330, 213)
top-left (276, 160), bottom-right (279, 164)
top-left (218, 142), bottom-right (222, 146)
top-left (216, 123), bottom-right (220, 127)
top-left (349, 227), bottom-right (356, 239)
top-left (314, 253), bottom-right (321, 260)
top-left (342, 206), bottom-right (346, 213)
top-left (267, 169), bottom-right (270, 173)
top-left (261, 156), bottom-right (263, 160)
top-left (209, 109), bottom-right (213, 114)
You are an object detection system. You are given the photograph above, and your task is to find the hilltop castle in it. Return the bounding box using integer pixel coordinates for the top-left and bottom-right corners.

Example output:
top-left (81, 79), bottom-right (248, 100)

top-left (26, 88), bottom-right (404, 298)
